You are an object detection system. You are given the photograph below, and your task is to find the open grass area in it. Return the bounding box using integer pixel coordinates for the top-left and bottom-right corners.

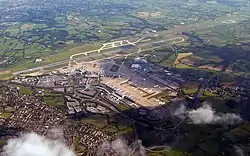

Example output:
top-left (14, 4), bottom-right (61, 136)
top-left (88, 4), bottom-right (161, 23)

top-left (102, 124), bottom-right (133, 134)
top-left (19, 85), bottom-right (33, 95)
top-left (0, 140), bottom-right (7, 147)
top-left (42, 90), bottom-right (65, 107)
top-left (0, 112), bottom-right (13, 118)
top-left (0, 70), bottom-right (13, 80)
top-left (116, 125), bottom-right (134, 135)
top-left (166, 150), bottom-right (187, 156)
top-left (9, 40), bottom-right (124, 73)
top-left (81, 116), bottom-right (107, 128)
top-left (220, 74), bottom-right (235, 83)
top-left (148, 150), bottom-right (186, 156)
top-left (117, 103), bottom-right (130, 111)
top-left (8, 42), bottom-right (102, 72)
top-left (159, 53), bottom-right (177, 67)
top-left (44, 95), bottom-right (65, 107)
top-left (203, 91), bottom-right (217, 97)
top-left (148, 91), bottom-right (170, 100)
top-left (43, 64), bottom-right (68, 72)
top-left (183, 88), bottom-right (197, 95)
top-left (175, 63), bottom-right (193, 69)
top-left (102, 125), bottom-right (119, 133)
top-left (80, 113), bottom-right (133, 136)
top-left (10, 84), bottom-right (33, 95)
top-left (174, 52), bottom-right (193, 65)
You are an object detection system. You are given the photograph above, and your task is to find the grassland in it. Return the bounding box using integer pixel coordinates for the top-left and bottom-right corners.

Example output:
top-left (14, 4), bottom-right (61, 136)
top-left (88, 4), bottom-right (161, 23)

top-left (81, 117), bottom-right (108, 128)
top-left (0, 140), bottom-right (7, 148)
top-left (147, 91), bottom-right (171, 101)
top-left (44, 95), bottom-right (65, 107)
top-left (117, 103), bottom-right (130, 111)
top-left (174, 52), bottom-right (193, 65)
top-left (148, 150), bottom-right (187, 156)
top-left (0, 112), bottom-right (13, 118)
top-left (10, 84), bottom-right (33, 95)
top-left (183, 88), bottom-right (197, 95)
top-left (80, 113), bottom-right (134, 136)
top-left (0, 70), bottom-right (13, 80)
top-left (175, 63), bottom-right (193, 69)
top-left (203, 91), bottom-right (217, 97)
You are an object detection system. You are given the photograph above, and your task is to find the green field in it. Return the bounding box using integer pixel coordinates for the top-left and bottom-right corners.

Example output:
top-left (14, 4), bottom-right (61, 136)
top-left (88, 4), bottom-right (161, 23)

top-left (148, 150), bottom-right (187, 156)
top-left (44, 95), bottom-right (65, 107)
top-left (0, 112), bottom-right (13, 118)
top-left (10, 84), bottom-right (33, 95)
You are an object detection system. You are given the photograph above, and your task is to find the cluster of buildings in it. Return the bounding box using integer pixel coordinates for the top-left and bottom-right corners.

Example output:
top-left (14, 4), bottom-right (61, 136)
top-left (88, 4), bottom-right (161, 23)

top-left (0, 84), bottom-right (120, 155)
top-left (65, 95), bottom-right (82, 115)
top-left (130, 57), bottom-right (185, 88)
top-left (0, 85), bottom-right (66, 142)
top-left (12, 65), bottom-right (135, 116)
top-left (99, 57), bottom-right (186, 107)
top-left (65, 122), bottom-right (115, 154)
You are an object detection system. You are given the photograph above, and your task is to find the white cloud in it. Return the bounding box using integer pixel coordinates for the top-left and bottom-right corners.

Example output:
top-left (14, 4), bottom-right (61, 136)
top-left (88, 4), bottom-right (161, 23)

top-left (1, 132), bottom-right (76, 156)
top-left (234, 146), bottom-right (245, 156)
top-left (111, 139), bottom-right (132, 156)
top-left (173, 103), bottom-right (243, 125)
top-left (173, 104), bottom-right (186, 117)
top-left (187, 104), bottom-right (242, 124)
top-left (97, 138), bottom-right (145, 156)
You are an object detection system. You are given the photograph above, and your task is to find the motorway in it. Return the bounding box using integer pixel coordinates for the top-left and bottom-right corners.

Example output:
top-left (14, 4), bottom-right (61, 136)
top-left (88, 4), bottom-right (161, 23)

top-left (13, 36), bottom-right (184, 75)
